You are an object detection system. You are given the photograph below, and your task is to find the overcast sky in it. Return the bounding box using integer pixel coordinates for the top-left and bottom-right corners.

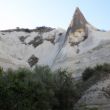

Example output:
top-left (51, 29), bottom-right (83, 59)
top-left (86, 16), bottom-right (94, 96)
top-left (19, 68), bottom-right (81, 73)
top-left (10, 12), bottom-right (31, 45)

top-left (0, 0), bottom-right (110, 30)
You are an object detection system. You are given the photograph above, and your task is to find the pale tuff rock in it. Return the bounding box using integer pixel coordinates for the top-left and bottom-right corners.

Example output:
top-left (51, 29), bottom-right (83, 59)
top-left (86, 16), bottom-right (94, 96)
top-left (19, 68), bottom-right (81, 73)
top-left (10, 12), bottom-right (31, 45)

top-left (0, 8), bottom-right (110, 78)
top-left (0, 27), bottom-right (66, 69)
top-left (51, 8), bottom-right (110, 77)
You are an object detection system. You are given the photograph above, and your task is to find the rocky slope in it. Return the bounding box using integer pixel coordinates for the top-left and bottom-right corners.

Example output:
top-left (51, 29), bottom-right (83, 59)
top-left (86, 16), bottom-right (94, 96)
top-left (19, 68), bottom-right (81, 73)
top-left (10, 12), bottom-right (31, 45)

top-left (74, 69), bottom-right (110, 110)
top-left (0, 8), bottom-right (110, 78)
top-left (51, 8), bottom-right (110, 77)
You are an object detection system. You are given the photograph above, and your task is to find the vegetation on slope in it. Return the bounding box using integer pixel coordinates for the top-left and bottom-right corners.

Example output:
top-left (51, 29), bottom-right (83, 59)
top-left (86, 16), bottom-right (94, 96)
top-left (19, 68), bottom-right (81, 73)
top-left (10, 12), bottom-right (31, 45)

top-left (75, 63), bottom-right (110, 94)
top-left (0, 63), bottom-right (110, 110)
top-left (82, 63), bottom-right (110, 81)
top-left (0, 66), bottom-right (79, 110)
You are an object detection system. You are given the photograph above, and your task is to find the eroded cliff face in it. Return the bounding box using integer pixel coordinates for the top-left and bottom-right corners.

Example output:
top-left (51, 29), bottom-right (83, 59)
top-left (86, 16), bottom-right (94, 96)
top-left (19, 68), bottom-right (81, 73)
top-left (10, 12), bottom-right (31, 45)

top-left (0, 8), bottom-right (110, 78)
top-left (0, 27), bottom-right (66, 70)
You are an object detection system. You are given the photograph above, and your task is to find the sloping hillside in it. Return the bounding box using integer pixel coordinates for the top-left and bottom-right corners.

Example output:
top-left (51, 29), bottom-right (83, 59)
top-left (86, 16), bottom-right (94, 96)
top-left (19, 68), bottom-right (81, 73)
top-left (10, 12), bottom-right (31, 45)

top-left (0, 8), bottom-right (110, 78)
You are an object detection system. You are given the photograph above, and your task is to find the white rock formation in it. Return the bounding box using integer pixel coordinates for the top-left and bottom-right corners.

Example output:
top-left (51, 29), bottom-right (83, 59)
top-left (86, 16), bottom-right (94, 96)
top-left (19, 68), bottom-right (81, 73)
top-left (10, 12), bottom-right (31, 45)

top-left (0, 8), bottom-right (110, 79)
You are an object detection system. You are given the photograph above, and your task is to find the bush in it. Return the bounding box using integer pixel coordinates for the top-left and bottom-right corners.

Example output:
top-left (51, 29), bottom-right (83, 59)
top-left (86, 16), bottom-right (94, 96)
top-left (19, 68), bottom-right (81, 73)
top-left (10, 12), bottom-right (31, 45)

top-left (0, 66), bottom-right (79, 110)
top-left (82, 63), bottom-right (110, 81)
top-left (0, 67), bottom-right (3, 75)
top-left (53, 70), bottom-right (80, 110)
top-left (82, 67), bottom-right (95, 81)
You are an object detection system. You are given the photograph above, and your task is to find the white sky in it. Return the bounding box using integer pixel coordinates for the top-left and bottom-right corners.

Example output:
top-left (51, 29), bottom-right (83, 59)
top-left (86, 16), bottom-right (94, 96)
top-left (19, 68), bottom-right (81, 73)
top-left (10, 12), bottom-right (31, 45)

top-left (0, 0), bottom-right (110, 30)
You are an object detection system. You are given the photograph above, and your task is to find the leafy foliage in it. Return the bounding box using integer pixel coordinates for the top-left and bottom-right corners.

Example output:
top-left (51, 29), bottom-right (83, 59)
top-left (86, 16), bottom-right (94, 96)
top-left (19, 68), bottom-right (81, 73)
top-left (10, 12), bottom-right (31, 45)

top-left (1, 63), bottom-right (109, 110)
top-left (82, 63), bottom-right (110, 81)
top-left (0, 66), bottom-right (79, 110)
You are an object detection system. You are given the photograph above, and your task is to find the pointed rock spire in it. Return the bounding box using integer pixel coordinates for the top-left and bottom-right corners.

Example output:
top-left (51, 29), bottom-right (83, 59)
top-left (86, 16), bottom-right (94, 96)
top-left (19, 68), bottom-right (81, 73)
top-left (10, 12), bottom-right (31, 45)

top-left (66, 7), bottom-right (88, 46)
top-left (70, 7), bottom-right (88, 32)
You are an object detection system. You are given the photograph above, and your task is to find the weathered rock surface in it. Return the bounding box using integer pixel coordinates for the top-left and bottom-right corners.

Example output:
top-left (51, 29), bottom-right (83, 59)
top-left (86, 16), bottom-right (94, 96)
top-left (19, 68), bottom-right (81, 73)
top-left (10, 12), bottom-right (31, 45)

top-left (51, 8), bottom-right (110, 77)
top-left (0, 7), bottom-right (110, 78)
top-left (75, 75), bottom-right (110, 110)
top-left (0, 27), bottom-right (66, 70)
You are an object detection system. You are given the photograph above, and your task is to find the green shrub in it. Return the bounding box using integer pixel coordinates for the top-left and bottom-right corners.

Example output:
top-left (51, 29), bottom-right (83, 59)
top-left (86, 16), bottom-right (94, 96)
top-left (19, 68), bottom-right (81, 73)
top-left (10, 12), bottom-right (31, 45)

top-left (0, 67), bottom-right (3, 75)
top-left (82, 67), bottom-right (95, 81)
top-left (94, 63), bottom-right (110, 73)
top-left (82, 63), bottom-right (110, 81)
top-left (0, 66), bottom-right (79, 110)
top-left (53, 70), bottom-right (80, 110)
